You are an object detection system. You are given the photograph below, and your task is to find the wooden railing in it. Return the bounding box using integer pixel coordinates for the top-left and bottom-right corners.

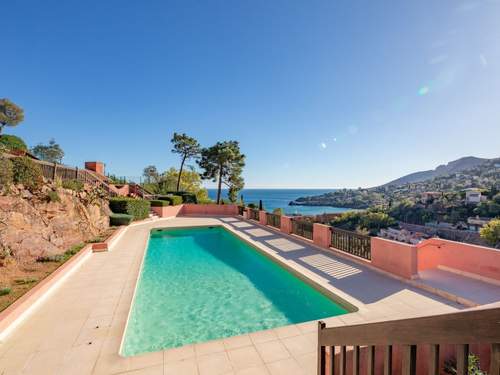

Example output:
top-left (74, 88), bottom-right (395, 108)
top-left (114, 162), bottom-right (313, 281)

top-left (5, 155), bottom-right (118, 197)
top-left (248, 209), bottom-right (260, 221)
top-left (292, 219), bottom-right (313, 240)
top-left (331, 227), bottom-right (371, 260)
top-left (266, 213), bottom-right (281, 229)
top-left (317, 307), bottom-right (500, 375)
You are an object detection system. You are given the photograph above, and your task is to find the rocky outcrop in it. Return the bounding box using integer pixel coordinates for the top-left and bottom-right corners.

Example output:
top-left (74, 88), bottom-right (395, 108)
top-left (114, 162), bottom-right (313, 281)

top-left (0, 182), bottom-right (110, 261)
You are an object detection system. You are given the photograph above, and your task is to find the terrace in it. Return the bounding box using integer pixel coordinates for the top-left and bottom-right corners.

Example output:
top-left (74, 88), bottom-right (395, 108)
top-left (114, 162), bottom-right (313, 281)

top-left (1, 206), bottom-right (499, 375)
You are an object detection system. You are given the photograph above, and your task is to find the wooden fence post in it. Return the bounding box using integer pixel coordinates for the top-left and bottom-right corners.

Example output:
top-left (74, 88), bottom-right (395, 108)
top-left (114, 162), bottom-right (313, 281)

top-left (52, 162), bottom-right (57, 180)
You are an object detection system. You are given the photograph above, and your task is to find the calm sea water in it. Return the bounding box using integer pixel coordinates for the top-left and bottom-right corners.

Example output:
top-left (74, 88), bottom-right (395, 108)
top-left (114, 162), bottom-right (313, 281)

top-left (207, 188), bottom-right (349, 215)
top-left (121, 226), bottom-right (346, 356)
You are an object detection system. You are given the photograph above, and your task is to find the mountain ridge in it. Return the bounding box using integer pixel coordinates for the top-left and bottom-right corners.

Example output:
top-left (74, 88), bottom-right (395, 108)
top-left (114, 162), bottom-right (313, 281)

top-left (382, 156), bottom-right (491, 187)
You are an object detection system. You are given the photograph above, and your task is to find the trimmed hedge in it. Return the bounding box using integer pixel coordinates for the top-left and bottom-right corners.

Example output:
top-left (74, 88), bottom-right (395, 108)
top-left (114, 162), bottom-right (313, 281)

top-left (158, 195), bottom-right (183, 206)
top-left (109, 213), bottom-right (134, 226)
top-left (150, 200), bottom-right (170, 207)
top-left (164, 191), bottom-right (197, 204)
top-left (109, 197), bottom-right (150, 220)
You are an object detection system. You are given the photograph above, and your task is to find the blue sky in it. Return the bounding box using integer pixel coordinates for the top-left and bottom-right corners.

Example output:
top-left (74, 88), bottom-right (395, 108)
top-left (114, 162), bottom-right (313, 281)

top-left (3, 0), bottom-right (500, 188)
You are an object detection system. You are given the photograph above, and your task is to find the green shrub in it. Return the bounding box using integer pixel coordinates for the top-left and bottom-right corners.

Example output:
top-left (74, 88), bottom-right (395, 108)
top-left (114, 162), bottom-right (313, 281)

top-left (480, 218), bottom-right (500, 247)
top-left (158, 195), bottom-right (183, 206)
top-left (0, 135), bottom-right (27, 152)
top-left (14, 278), bottom-right (37, 285)
top-left (46, 191), bottom-right (60, 203)
top-left (0, 287), bottom-right (11, 296)
top-left (0, 155), bottom-right (13, 187)
top-left (109, 197), bottom-right (150, 220)
top-left (36, 243), bottom-right (85, 263)
top-left (109, 213), bottom-right (134, 226)
top-left (164, 191), bottom-right (197, 203)
top-left (62, 179), bottom-right (84, 192)
top-left (150, 200), bottom-right (170, 207)
top-left (11, 157), bottom-right (43, 190)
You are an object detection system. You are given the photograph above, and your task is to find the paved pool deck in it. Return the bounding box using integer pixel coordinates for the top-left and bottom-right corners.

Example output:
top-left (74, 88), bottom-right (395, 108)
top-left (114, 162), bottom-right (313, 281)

top-left (0, 216), bottom-right (466, 375)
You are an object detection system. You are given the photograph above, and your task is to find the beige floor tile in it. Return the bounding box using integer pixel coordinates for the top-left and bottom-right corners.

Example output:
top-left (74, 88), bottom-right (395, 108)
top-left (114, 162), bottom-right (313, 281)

top-left (119, 364), bottom-right (164, 374)
top-left (58, 341), bottom-right (102, 375)
top-left (164, 344), bottom-right (196, 362)
top-left (164, 358), bottom-right (199, 375)
top-left (128, 350), bottom-right (164, 371)
top-left (0, 352), bottom-right (33, 375)
top-left (295, 352), bottom-right (316, 375)
top-left (255, 340), bottom-right (290, 363)
top-left (21, 349), bottom-right (66, 374)
top-left (93, 352), bottom-right (130, 375)
top-left (266, 358), bottom-right (305, 375)
top-left (223, 334), bottom-right (252, 350)
top-left (274, 325), bottom-right (301, 339)
top-left (195, 339), bottom-right (226, 356)
top-left (235, 365), bottom-right (270, 375)
top-left (197, 351), bottom-right (233, 375)
top-left (249, 329), bottom-right (278, 345)
top-left (280, 335), bottom-right (315, 357)
top-left (295, 321), bottom-right (317, 334)
top-left (227, 346), bottom-right (263, 370)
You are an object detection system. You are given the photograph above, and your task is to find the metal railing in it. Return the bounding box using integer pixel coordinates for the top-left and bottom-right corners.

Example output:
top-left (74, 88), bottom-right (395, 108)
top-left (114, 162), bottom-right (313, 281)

top-left (248, 209), bottom-right (260, 221)
top-left (318, 307), bottom-right (500, 375)
top-left (266, 213), bottom-right (281, 229)
top-left (330, 227), bottom-right (371, 260)
top-left (292, 219), bottom-right (313, 240)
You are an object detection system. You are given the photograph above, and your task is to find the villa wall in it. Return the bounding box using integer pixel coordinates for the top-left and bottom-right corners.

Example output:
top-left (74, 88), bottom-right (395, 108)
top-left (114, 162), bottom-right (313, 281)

top-left (371, 237), bottom-right (418, 279)
top-left (151, 205), bottom-right (184, 218)
top-left (152, 204), bottom-right (239, 218)
top-left (181, 204), bottom-right (239, 216)
top-left (417, 238), bottom-right (500, 282)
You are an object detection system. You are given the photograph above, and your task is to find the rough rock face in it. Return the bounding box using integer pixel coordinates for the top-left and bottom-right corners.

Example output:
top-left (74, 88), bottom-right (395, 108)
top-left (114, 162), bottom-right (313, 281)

top-left (0, 182), bottom-right (110, 260)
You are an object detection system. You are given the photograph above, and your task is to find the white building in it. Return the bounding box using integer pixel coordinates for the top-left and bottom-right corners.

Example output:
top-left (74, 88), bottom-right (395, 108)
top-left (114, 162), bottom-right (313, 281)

top-left (465, 188), bottom-right (482, 204)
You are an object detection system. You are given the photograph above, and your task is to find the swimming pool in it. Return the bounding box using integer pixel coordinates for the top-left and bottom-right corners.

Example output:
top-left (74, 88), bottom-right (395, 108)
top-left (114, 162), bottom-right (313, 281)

top-left (120, 226), bottom-right (348, 356)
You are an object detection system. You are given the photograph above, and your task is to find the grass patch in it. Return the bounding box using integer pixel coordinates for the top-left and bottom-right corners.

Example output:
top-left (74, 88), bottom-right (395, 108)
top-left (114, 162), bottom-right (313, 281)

top-left (0, 288), bottom-right (11, 296)
top-left (13, 278), bottom-right (38, 285)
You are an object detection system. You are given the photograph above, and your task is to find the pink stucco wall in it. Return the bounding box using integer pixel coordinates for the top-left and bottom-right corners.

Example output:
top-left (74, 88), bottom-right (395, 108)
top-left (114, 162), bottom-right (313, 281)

top-left (417, 238), bottom-right (500, 281)
top-left (259, 210), bottom-right (267, 226)
top-left (152, 204), bottom-right (238, 218)
top-left (280, 216), bottom-right (294, 234)
top-left (313, 223), bottom-right (331, 248)
top-left (109, 184), bottom-right (129, 196)
top-left (181, 204), bottom-right (239, 216)
top-left (151, 205), bottom-right (184, 218)
top-left (371, 237), bottom-right (418, 279)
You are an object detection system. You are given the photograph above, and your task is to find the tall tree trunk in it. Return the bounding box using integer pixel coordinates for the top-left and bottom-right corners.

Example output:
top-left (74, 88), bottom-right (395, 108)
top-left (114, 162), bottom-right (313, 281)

top-left (176, 156), bottom-right (186, 192)
top-left (216, 165), bottom-right (223, 204)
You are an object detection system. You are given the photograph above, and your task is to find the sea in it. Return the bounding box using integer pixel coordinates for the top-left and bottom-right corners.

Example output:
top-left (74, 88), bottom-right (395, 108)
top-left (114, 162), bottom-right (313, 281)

top-left (206, 188), bottom-right (350, 216)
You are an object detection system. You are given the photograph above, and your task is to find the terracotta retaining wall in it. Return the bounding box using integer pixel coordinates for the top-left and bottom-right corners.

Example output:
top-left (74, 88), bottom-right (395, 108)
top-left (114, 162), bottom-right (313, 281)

top-left (417, 238), bottom-right (500, 282)
top-left (371, 237), bottom-right (418, 279)
top-left (181, 204), bottom-right (239, 216)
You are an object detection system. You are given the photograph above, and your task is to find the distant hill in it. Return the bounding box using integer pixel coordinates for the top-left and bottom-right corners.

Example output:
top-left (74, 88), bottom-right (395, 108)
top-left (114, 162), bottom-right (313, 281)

top-left (383, 156), bottom-right (490, 187)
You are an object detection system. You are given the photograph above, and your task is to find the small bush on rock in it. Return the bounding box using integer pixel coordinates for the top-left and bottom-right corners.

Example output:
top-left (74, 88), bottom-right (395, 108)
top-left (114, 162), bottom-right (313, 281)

top-left (0, 288), bottom-right (11, 296)
top-left (109, 197), bottom-right (150, 220)
top-left (11, 157), bottom-right (43, 190)
top-left (62, 179), bottom-right (84, 192)
top-left (0, 155), bottom-right (13, 188)
top-left (109, 213), bottom-right (134, 226)
top-left (46, 191), bottom-right (61, 203)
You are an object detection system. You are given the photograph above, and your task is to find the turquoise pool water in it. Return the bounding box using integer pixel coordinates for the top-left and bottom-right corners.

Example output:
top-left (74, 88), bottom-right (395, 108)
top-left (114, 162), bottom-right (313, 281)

top-left (121, 226), bottom-right (347, 356)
